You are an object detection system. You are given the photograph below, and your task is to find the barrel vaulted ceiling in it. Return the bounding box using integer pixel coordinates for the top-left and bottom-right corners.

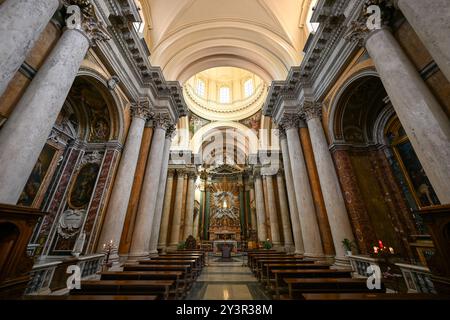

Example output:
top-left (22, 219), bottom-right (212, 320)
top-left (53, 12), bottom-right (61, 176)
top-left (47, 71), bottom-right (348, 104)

top-left (140, 0), bottom-right (315, 83)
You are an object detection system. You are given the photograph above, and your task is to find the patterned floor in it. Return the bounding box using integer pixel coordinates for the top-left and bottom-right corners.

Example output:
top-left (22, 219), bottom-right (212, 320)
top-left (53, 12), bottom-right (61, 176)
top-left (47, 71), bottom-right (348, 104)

top-left (186, 254), bottom-right (270, 300)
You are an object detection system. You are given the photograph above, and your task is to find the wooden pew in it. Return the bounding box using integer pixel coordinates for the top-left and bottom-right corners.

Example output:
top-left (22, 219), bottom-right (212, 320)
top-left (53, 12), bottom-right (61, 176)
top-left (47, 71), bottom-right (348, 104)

top-left (160, 253), bottom-right (204, 266)
top-left (301, 293), bottom-right (450, 301)
top-left (152, 256), bottom-right (203, 270)
top-left (123, 264), bottom-right (194, 285)
top-left (71, 280), bottom-right (175, 300)
top-left (252, 256), bottom-right (305, 272)
top-left (23, 295), bottom-right (158, 300)
top-left (248, 253), bottom-right (291, 269)
top-left (100, 271), bottom-right (186, 299)
top-left (262, 263), bottom-right (330, 284)
top-left (283, 278), bottom-right (385, 299)
top-left (270, 269), bottom-right (353, 299)
top-left (138, 259), bottom-right (199, 278)
top-left (254, 259), bottom-right (312, 278)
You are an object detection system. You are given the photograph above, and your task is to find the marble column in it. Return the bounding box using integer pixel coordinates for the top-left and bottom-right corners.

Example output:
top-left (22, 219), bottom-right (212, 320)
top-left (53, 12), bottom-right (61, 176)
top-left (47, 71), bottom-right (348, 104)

top-left (279, 132), bottom-right (304, 254)
top-left (302, 102), bottom-right (355, 263)
top-left (331, 147), bottom-right (377, 254)
top-left (129, 116), bottom-right (171, 259)
top-left (170, 170), bottom-right (187, 246)
top-left (253, 172), bottom-right (267, 242)
top-left (395, 0), bottom-right (450, 82)
top-left (183, 172), bottom-right (197, 239)
top-left (0, 0), bottom-right (61, 97)
top-left (249, 188), bottom-right (258, 233)
top-left (97, 104), bottom-right (150, 258)
top-left (0, 11), bottom-right (108, 205)
top-left (281, 114), bottom-right (324, 257)
top-left (158, 170), bottom-right (175, 250)
top-left (149, 128), bottom-right (174, 255)
top-left (365, 27), bottom-right (450, 203)
top-left (276, 171), bottom-right (294, 251)
top-left (265, 174), bottom-right (281, 246)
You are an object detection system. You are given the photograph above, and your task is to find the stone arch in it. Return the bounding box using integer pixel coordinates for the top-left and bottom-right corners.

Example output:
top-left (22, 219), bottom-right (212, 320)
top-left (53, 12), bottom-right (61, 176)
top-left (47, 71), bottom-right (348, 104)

top-left (76, 68), bottom-right (125, 143)
top-left (190, 121), bottom-right (259, 156)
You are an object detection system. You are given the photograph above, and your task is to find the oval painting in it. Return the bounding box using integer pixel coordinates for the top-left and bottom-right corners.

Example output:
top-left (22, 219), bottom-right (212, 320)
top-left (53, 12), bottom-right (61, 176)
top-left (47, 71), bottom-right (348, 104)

top-left (69, 163), bottom-right (100, 208)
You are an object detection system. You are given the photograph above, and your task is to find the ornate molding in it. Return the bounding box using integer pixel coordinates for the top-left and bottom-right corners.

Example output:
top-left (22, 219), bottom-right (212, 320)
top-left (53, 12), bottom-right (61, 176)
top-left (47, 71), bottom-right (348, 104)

top-left (64, 0), bottom-right (110, 45)
top-left (165, 124), bottom-right (177, 139)
top-left (153, 113), bottom-right (173, 130)
top-left (344, 0), bottom-right (396, 47)
top-left (279, 113), bottom-right (301, 130)
top-left (130, 99), bottom-right (152, 120)
top-left (301, 101), bottom-right (323, 121)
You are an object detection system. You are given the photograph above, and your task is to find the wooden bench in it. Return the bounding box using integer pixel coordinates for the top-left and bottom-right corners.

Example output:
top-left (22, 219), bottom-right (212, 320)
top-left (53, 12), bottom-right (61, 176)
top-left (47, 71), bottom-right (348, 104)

top-left (284, 278), bottom-right (385, 299)
top-left (23, 295), bottom-right (158, 300)
top-left (123, 264), bottom-right (194, 285)
top-left (161, 253), bottom-right (204, 263)
top-left (254, 259), bottom-right (314, 278)
top-left (138, 259), bottom-right (200, 278)
top-left (71, 280), bottom-right (175, 300)
top-left (270, 269), bottom-right (353, 299)
top-left (248, 253), bottom-right (291, 269)
top-left (152, 256), bottom-right (203, 270)
top-left (301, 293), bottom-right (450, 301)
top-left (252, 257), bottom-right (306, 273)
top-left (262, 263), bottom-right (330, 284)
top-left (100, 271), bottom-right (186, 299)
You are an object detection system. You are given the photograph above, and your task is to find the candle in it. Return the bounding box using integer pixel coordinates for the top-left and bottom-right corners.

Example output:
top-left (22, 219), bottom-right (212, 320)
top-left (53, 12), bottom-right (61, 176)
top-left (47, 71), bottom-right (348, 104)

top-left (389, 247), bottom-right (394, 254)
top-left (373, 246), bottom-right (379, 254)
top-left (378, 240), bottom-right (384, 249)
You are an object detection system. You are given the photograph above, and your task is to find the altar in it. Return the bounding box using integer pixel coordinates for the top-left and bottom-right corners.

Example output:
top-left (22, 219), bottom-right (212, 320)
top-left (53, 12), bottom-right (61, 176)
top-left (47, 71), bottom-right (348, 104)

top-left (213, 240), bottom-right (238, 254)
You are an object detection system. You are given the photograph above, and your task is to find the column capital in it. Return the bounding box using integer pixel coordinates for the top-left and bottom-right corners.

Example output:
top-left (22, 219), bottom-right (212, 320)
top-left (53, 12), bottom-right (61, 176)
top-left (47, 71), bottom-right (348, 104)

top-left (153, 113), bottom-right (174, 130)
top-left (167, 169), bottom-right (176, 177)
top-left (279, 113), bottom-right (301, 130)
top-left (63, 0), bottom-right (110, 46)
top-left (165, 124), bottom-right (177, 139)
top-left (131, 100), bottom-right (153, 121)
top-left (301, 101), bottom-right (323, 121)
top-left (176, 168), bottom-right (187, 176)
top-left (278, 127), bottom-right (287, 140)
top-left (344, 0), bottom-right (396, 47)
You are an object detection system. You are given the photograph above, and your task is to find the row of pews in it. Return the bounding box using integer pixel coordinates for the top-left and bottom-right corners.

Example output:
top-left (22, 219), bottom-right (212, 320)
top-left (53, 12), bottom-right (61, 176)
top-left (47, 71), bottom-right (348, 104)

top-left (68, 250), bottom-right (205, 300)
top-left (248, 249), bottom-right (386, 300)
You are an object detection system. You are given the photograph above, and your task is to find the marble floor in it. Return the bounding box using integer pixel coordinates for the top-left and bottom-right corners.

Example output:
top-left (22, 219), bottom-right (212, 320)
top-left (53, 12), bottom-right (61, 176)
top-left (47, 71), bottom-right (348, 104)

top-left (186, 254), bottom-right (271, 300)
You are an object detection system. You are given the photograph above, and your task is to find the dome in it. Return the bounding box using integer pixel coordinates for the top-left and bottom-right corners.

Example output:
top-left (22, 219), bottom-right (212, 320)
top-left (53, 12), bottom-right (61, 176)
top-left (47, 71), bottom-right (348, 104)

top-left (183, 67), bottom-right (267, 121)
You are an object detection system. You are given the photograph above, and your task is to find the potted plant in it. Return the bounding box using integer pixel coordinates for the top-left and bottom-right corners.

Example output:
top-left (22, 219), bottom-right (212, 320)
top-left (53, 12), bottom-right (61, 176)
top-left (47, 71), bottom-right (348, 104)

top-left (342, 238), bottom-right (355, 256)
top-left (177, 241), bottom-right (186, 250)
top-left (262, 239), bottom-right (273, 250)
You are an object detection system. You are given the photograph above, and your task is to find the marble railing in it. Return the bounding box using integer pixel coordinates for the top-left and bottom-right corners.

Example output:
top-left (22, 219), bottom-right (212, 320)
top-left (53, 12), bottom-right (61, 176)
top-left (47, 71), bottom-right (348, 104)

top-left (395, 263), bottom-right (436, 294)
top-left (78, 254), bottom-right (105, 278)
top-left (348, 254), bottom-right (381, 277)
top-left (25, 254), bottom-right (105, 295)
top-left (25, 261), bottom-right (62, 295)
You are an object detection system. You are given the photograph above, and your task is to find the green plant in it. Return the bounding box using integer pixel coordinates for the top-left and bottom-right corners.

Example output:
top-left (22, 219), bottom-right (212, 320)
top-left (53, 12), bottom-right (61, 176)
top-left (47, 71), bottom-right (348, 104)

top-left (342, 238), bottom-right (355, 252)
top-left (177, 241), bottom-right (186, 250)
top-left (262, 239), bottom-right (273, 250)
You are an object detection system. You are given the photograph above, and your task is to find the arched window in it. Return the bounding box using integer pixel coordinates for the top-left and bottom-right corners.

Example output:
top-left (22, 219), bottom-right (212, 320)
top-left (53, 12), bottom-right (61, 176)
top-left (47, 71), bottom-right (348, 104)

top-left (196, 79), bottom-right (206, 97)
top-left (244, 79), bottom-right (253, 98)
top-left (219, 86), bottom-right (230, 103)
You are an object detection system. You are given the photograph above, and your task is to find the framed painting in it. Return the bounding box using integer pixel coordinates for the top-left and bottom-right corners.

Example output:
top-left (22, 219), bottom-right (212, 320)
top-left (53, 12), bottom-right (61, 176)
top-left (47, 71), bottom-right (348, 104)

top-left (17, 142), bottom-right (62, 208)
